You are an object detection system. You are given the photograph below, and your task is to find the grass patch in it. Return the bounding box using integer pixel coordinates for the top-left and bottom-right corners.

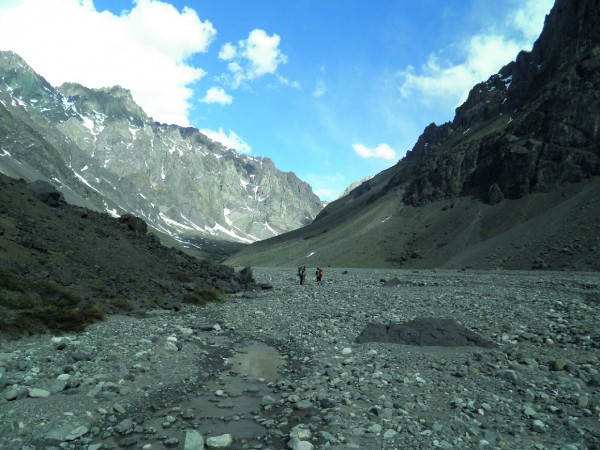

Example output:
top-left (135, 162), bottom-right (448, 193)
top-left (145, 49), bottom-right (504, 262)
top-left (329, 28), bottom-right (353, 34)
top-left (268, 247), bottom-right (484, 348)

top-left (0, 275), bottom-right (105, 336)
top-left (109, 298), bottom-right (134, 311)
top-left (183, 289), bottom-right (225, 306)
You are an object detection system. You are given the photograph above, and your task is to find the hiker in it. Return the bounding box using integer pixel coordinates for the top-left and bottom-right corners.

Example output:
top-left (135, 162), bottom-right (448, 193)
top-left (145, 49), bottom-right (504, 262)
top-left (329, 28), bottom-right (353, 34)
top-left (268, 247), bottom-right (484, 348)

top-left (315, 267), bottom-right (323, 285)
top-left (297, 266), bottom-right (306, 285)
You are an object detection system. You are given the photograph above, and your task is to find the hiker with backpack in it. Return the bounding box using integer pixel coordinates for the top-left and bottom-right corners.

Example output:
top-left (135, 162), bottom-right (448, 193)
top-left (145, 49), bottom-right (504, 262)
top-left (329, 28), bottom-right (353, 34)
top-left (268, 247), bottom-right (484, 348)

top-left (297, 266), bottom-right (306, 285)
top-left (316, 267), bottom-right (323, 285)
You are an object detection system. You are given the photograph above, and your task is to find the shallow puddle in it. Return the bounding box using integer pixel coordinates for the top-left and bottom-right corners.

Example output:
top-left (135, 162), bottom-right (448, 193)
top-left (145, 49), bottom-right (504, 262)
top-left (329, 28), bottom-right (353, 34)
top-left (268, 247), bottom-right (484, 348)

top-left (98, 340), bottom-right (287, 448)
top-left (226, 340), bottom-right (287, 382)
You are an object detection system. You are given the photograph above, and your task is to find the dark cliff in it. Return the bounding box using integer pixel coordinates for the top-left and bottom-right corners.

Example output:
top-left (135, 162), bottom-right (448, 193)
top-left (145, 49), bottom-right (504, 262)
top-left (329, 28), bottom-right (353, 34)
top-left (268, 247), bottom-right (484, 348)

top-left (380, 0), bottom-right (600, 206)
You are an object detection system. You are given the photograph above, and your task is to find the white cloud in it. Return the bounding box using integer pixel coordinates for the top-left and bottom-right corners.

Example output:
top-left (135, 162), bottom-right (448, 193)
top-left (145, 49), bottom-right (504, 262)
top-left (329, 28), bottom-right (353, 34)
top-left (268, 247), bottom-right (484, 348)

top-left (353, 143), bottom-right (397, 161)
top-left (510, 0), bottom-right (554, 42)
top-left (0, 0), bottom-right (216, 126)
top-left (276, 75), bottom-right (302, 90)
top-left (218, 42), bottom-right (237, 60)
top-left (219, 28), bottom-right (288, 88)
top-left (200, 127), bottom-right (251, 154)
top-left (303, 173), bottom-right (346, 201)
top-left (397, 0), bottom-right (553, 108)
top-left (313, 80), bottom-right (327, 98)
top-left (314, 188), bottom-right (335, 201)
top-left (200, 87), bottom-right (233, 105)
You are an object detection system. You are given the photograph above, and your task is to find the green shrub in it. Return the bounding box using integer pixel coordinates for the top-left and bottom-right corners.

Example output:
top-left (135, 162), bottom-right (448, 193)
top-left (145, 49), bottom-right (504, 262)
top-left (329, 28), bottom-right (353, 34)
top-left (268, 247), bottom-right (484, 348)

top-left (109, 299), bottom-right (133, 311)
top-left (0, 267), bottom-right (24, 292)
top-left (183, 289), bottom-right (224, 305)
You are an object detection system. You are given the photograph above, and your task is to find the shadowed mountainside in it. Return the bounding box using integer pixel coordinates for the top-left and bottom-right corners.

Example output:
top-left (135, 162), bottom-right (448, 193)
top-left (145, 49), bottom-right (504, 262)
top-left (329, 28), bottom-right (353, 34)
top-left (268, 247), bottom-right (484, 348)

top-left (0, 172), bottom-right (264, 338)
top-left (226, 0), bottom-right (600, 270)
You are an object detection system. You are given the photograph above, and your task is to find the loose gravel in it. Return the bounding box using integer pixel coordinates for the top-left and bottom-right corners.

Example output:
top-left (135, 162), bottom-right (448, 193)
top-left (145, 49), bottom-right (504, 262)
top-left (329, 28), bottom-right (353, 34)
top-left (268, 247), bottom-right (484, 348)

top-left (1, 267), bottom-right (599, 450)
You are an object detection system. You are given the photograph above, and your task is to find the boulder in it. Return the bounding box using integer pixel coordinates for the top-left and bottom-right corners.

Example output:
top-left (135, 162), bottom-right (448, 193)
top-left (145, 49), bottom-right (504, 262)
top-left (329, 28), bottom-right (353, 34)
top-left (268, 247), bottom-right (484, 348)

top-left (355, 318), bottom-right (497, 348)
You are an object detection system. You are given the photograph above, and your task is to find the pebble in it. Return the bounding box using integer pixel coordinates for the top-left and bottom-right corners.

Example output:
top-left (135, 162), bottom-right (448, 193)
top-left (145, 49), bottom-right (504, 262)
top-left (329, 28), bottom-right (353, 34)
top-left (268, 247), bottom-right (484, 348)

top-left (206, 433), bottom-right (233, 448)
top-left (28, 388), bottom-right (50, 398)
top-left (183, 430), bottom-right (204, 450)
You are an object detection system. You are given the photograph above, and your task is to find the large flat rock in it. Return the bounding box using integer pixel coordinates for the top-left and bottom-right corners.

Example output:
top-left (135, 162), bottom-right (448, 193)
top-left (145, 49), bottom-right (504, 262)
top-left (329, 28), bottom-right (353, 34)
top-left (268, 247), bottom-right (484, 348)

top-left (355, 317), bottom-right (497, 348)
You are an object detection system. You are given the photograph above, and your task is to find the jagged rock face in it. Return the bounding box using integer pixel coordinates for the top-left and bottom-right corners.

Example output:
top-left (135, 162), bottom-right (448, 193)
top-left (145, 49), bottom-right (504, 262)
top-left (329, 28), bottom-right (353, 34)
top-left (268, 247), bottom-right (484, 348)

top-left (383, 0), bottom-right (600, 206)
top-left (0, 51), bottom-right (322, 244)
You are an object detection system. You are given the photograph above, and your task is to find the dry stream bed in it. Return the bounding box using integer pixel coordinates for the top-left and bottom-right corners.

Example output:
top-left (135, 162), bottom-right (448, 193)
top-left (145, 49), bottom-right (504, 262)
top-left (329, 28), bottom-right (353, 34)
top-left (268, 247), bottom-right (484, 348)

top-left (0, 268), bottom-right (599, 449)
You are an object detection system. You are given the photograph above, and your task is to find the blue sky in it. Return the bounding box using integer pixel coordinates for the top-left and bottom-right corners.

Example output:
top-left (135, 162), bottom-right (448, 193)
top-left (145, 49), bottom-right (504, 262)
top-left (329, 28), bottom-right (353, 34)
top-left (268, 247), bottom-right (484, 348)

top-left (0, 0), bottom-right (554, 200)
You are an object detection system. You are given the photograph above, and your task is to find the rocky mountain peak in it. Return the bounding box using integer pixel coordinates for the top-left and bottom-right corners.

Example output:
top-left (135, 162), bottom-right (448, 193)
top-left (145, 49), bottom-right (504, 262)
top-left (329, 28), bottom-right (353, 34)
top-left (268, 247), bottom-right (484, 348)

top-left (379, 0), bottom-right (600, 207)
top-left (57, 82), bottom-right (148, 126)
top-left (0, 52), bottom-right (323, 257)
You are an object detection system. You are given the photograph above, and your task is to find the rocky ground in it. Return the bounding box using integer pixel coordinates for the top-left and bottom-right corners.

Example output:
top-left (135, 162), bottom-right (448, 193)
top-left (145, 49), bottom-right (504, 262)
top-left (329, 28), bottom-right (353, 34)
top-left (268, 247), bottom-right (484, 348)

top-left (1, 267), bottom-right (599, 450)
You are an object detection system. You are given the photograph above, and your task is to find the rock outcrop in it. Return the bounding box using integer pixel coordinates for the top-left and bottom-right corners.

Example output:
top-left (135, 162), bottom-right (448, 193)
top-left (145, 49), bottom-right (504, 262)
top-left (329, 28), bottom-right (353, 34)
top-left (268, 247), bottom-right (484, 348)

top-left (381, 0), bottom-right (600, 206)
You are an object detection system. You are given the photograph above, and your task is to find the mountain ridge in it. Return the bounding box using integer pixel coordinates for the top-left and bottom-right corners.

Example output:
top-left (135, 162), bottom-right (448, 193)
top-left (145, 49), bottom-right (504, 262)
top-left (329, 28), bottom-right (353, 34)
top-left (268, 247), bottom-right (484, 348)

top-left (0, 51), bottom-right (322, 258)
top-left (225, 0), bottom-right (600, 270)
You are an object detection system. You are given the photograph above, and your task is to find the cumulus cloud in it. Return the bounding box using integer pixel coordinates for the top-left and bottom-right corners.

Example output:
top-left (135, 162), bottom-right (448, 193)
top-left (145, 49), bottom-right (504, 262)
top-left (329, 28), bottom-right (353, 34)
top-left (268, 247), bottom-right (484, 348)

top-left (353, 143), bottom-right (397, 161)
top-left (200, 87), bottom-right (233, 105)
top-left (0, 0), bottom-right (216, 126)
top-left (219, 28), bottom-right (288, 88)
top-left (200, 127), bottom-right (251, 154)
top-left (397, 0), bottom-right (553, 108)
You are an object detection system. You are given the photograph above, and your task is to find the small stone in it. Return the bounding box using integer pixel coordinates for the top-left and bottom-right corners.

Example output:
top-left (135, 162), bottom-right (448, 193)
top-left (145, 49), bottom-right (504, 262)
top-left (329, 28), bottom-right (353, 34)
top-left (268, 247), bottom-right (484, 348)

top-left (4, 388), bottom-right (19, 401)
top-left (206, 433), bottom-right (232, 448)
top-left (287, 437), bottom-right (314, 450)
top-left (182, 409), bottom-right (195, 419)
top-left (163, 437), bottom-right (179, 446)
top-left (262, 395), bottom-right (277, 406)
top-left (290, 425), bottom-right (312, 440)
top-left (113, 403), bottom-right (126, 414)
top-left (523, 406), bottom-right (537, 417)
top-left (165, 342), bottom-right (179, 352)
top-left (28, 388), bottom-right (51, 398)
top-left (531, 419), bottom-right (545, 433)
top-left (295, 399), bottom-right (313, 410)
top-left (367, 423), bottom-right (382, 434)
top-left (65, 425), bottom-right (88, 441)
top-left (177, 326), bottom-right (194, 336)
top-left (341, 347), bottom-right (352, 355)
top-left (183, 430), bottom-right (204, 450)
top-left (118, 437), bottom-right (138, 447)
top-left (578, 395), bottom-right (590, 408)
top-left (116, 418), bottom-right (134, 433)
top-left (383, 429), bottom-right (396, 439)
top-left (552, 359), bottom-right (568, 371)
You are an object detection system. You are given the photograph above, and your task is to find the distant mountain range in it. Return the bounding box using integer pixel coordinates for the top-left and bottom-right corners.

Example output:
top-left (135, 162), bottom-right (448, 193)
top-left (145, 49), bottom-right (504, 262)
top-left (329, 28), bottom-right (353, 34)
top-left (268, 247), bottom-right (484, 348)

top-left (226, 0), bottom-right (600, 271)
top-left (0, 53), bottom-right (322, 258)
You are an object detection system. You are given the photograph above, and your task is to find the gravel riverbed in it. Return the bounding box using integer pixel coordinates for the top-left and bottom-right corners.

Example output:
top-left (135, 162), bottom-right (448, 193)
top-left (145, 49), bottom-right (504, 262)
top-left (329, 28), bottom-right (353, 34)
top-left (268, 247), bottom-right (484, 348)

top-left (1, 268), bottom-right (599, 450)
